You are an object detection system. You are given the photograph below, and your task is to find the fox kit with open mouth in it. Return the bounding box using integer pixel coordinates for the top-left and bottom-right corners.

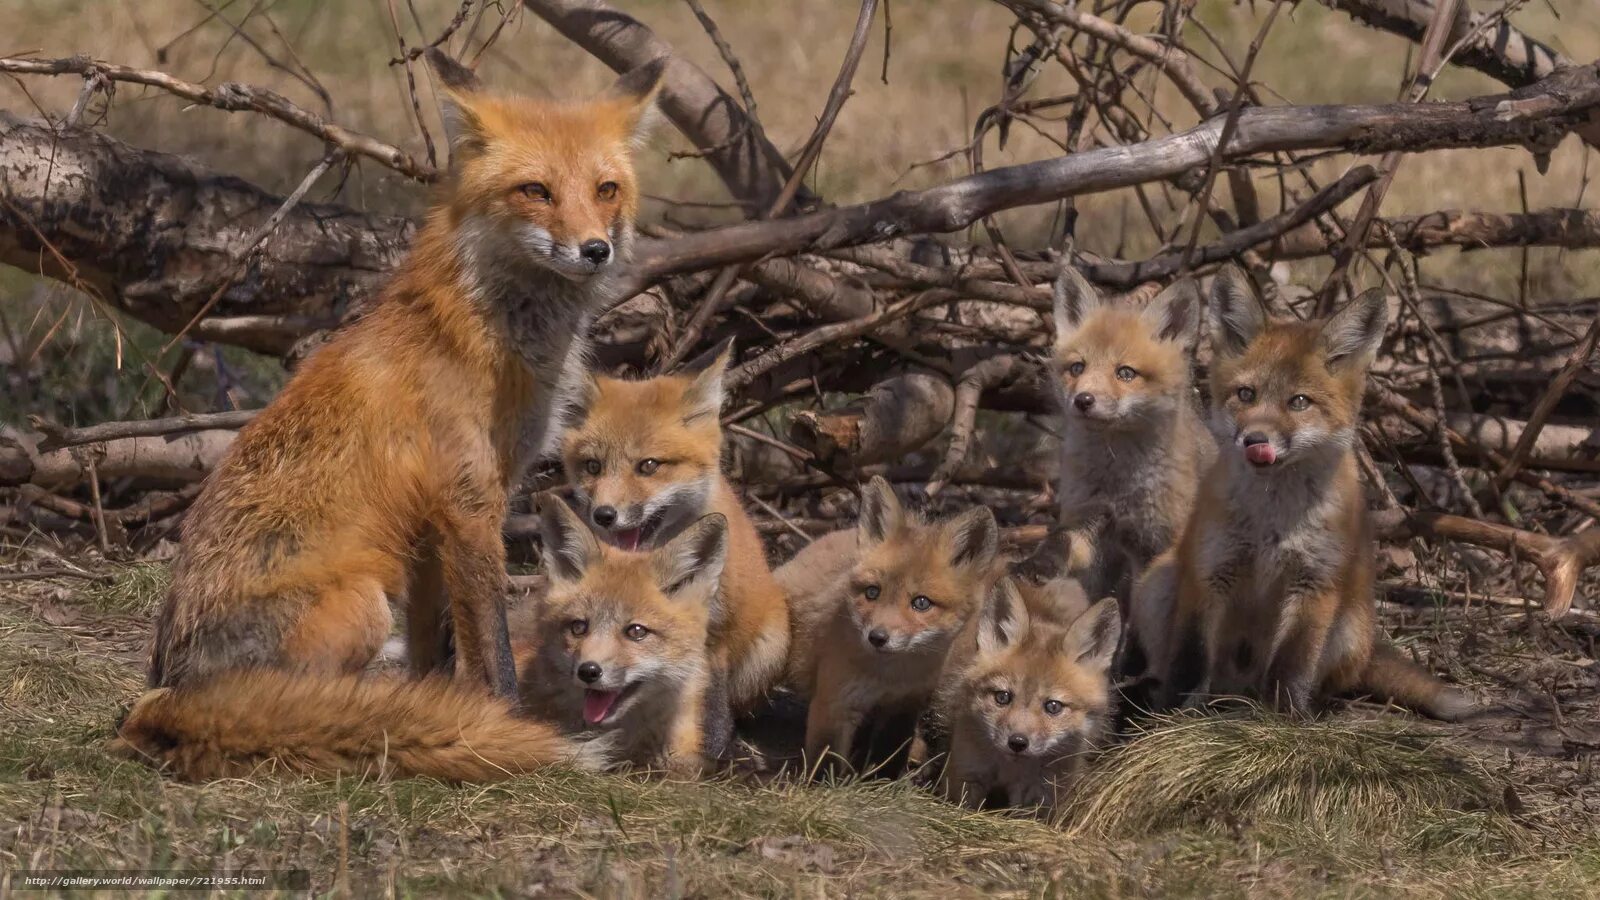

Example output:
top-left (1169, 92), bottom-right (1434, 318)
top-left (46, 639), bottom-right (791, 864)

top-left (519, 497), bottom-right (728, 774)
top-left (1140, 271), bottom-right (1474, 721)
top-left (559, 344), bottom-right (790, 747)
top-left (778, 477), bottom-right (1001, 773)
top-left (938, 577), bottom-right (1119, 812)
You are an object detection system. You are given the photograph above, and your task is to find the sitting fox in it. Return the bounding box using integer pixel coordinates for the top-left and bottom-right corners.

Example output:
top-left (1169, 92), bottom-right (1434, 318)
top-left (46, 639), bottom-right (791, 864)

top-left (559, 343), bottom-right (789, 756)
top-left (778, 477), bottom-right (1000, 774)
top-left (116, 60), bottom-right (665, 781)
top-left (938, 577), bottom-right (1119, 812)
top-left (518, 497), bottom-right (727, 775)
top-left (1141, 276), bottom-right (1474, 720)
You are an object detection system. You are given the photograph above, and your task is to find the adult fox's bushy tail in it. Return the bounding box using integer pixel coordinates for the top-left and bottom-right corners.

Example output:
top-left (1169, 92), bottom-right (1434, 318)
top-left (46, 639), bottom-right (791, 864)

top-left (1360, 642), bottom-right (1475, 722)
top-left (113, 670), bottom-right (606, 782)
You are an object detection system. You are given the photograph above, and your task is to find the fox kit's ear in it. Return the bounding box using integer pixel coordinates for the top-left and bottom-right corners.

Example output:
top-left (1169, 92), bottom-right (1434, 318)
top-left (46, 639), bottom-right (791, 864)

top-left (607, 57), bottom-right (668, 146)
top-left (678, 338), bottom-right (732, 424)
top-left (946, 506), bottom-right (999, 570)
top-left (1052, 262), bottom-right (1105, 341)
top-left (1061, 597), bottom-right (1121, 672)
top-left (1208, 264), bottom-right (1266, 358)
top-left (537, 493), bottom-right (602, 583)
top-left (976, 578), bottom-right (1031, 658)
top-left (653, 513), bottom-right (728, 597)
top-left (1319, 288), bottom-right (1388, 371)
top-left (857, 476), bottom-right (904, 545)
top-left (1142, 278), bottom-right (1201, 346)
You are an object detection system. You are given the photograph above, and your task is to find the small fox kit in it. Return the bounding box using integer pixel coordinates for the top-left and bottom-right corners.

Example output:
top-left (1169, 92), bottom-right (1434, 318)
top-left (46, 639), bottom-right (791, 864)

top-left (117, 61), bottom-right (664, 783)
top-left (561, 345), bottom-right (790, 725)
top-left (519, 498), bottom-right (727, 774)
top-left (1142, 274), bottom-right (1473, 720)
top-left (778, 477), bottom-right (1000, 772)
top-left (1050, 265), bottom-right (1213, 613)
top-left (939, 578), bottom-right (1119, 812)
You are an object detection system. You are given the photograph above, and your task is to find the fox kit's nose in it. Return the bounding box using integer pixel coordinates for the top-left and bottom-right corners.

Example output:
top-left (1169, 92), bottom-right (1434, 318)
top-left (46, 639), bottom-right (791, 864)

top-left (1073, 392), bottom-right (1096, 412)
top-left (580, 239), bottom-right (612, 265)
top-left (1007, 734), bottom-right (1029, 754)
top-left (592, 505), bottom-right (618, 528)
top-left (576, 661), bottom-right (603, 683)
top-left (866, 628), bottom-right (889, 648)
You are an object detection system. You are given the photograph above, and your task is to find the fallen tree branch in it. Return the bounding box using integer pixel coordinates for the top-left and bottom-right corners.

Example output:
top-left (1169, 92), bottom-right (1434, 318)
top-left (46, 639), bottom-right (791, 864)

top-left (1372, 507), bottom-right (1600, 618)
top-left (0, 55), bottom-right (433, 180)
top-left (1319, 0), bottom-right (1575, 91)
top-left (30, 410), bottom-right (261, 452)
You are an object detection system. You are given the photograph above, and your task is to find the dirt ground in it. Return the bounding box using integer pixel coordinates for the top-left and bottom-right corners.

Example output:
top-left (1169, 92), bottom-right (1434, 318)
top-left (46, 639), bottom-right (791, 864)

top-left (1, 532), bottom-right (1596, 899)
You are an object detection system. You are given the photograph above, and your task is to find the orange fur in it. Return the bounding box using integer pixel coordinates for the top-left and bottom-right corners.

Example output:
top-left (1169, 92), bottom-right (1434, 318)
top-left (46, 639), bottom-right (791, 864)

top-left (1143, 273), bottom-right (1472, 720)
top-left (124, 63), bottom-right (666, 781)
top-left (561, 347), bottom-right (789, 715)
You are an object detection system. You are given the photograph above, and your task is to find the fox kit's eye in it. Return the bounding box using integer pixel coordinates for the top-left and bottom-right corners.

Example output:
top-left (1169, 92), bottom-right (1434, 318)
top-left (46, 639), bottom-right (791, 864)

top-left (583, 459), bottom-right (602, 476)
top-left (636, 458), bottom-right (660, 476)
top-left (1043, 699), bottom-right (1065, 716)
top-left (1287, 394), bottom-right (1312, 411)
top-left (597, 181), bottom-right (619, 200)
top-left (863, 585), bottom-right (881, 600)
top-left (519, 182), bottom-right (551, 202)
top-left (1065, 361), bottom-right (1086, 377)
top-left (624, 623), bottom-right (650, 641)
top-left (909, 595), bottom-right (934, 612)
top-left (993, 689), bottom-right (1013, 706)
top-left (1236, 386), bottom-right (1256, 403)
top-left (1115, 365), bottom-right (1138, 382)
top-left (568, 619), bottom-right (589, 637)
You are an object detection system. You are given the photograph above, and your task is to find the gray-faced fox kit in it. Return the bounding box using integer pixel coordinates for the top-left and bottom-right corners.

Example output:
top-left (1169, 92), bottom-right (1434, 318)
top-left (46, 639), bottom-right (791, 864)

top-left (777, 477), bottom-right (1001, 773)
top-left (938, 577), bottom-right (1119, 812)
top-left (1050, 264), bottom-right (1214, 610)
top-left (518, 497), bottom-right (727, 774)
top-left (115, 61), bottom-right (666, 782)
top-left (560, 343), bottom-right (790, 732)
top-left (1140, 273), bottom-right (1474, 720)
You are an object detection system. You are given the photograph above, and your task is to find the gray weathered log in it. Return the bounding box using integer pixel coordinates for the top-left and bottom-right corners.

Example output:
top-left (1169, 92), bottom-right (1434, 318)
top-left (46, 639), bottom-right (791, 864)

top-left (0, 112), bottom-right (412, 356)
top-left (1319, 0), bottom-right (1572, 89)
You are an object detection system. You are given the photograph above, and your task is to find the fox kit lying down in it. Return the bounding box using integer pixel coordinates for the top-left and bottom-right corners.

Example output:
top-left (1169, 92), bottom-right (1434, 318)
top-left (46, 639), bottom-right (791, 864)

top-left (519, 497), bottom-right (728, 775)
top-left (938, 577), bottom-right (1120, 812)
top-left (560, 343), bottom-right (789, 743)
top-left (778, 477), bottom-right (1001, 773)
top-left (1141, 274), bottom-right (1474, 720)
top-left (1050, 266), bottom-right (1213, 610)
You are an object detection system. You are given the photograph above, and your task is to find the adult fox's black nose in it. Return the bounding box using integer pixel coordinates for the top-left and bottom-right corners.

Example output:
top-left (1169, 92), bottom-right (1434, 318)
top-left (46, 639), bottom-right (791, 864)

top-left (592, 506), bottom-right (617, 528)
top-left (576, 661), bottom-right (603, 683)
top-left (1073, 392), bottom-right (1096, 411)
top-left (867, 628), bottom-right (889, 648)
top-left (580, 239), bottom-right (612, 264)
top-left (1242, 431), bottom-right (1271, 447)
top-left (1007, 734), bottom-right (1029, 753)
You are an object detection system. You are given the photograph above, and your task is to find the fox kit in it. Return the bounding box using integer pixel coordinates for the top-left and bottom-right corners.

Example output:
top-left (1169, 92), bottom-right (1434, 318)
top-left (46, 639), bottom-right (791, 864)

top-left (518, 497), bottom-right (727, 774)
top-left (938, 577), bottom-right (1119, 812)
top-left (117, 61), bottom-right (665, 780)
top-left (778, 477), bottom-right (1000, 772)
top-left (1142, 274), bottom-right (1473, 720)
top-left (560, 344), bottom-right (789, 726)
top-left (1050, 265), bottom-right (1212, 614)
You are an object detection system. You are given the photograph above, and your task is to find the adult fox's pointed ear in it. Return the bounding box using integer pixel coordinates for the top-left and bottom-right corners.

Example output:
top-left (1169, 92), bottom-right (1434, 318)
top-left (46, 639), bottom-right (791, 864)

top-left (606, 57), bottom-right (668, 145)
top-left (427, 49), bottom-right (488, 154)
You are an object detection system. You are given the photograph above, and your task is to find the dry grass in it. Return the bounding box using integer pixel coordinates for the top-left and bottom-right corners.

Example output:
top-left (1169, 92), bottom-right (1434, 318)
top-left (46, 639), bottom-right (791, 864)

top-left (0, 546), bottom-right (1596, 896)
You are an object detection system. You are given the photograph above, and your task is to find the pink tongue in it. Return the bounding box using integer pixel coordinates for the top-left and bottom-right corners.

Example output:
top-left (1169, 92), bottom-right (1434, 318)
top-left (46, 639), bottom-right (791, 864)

top-left (1245, 443), bottom-right (1278, 466)
top-left (615, 528), bottom-right (643, 551)
top-left (583, 689), bottom-right (620, 724)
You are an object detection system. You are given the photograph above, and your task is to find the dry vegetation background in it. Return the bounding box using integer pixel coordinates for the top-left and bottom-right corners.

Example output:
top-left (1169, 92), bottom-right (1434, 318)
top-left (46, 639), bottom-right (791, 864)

top-left (2, 0), bottom-right (1600, 896)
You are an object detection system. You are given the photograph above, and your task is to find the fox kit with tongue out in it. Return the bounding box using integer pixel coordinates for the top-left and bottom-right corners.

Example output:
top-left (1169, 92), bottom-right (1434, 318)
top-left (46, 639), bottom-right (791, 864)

top-left (559, 343), bottom-right (790, 739)
top-left (1137, 270), bottom-right (1473, 720)
top-left (519, 496), bottom-right (728, 774)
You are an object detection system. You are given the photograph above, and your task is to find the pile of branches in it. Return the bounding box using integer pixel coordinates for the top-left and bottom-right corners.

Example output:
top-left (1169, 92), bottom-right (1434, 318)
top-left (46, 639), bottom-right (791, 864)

top-left (2, 0), bottom-right (1599, 617)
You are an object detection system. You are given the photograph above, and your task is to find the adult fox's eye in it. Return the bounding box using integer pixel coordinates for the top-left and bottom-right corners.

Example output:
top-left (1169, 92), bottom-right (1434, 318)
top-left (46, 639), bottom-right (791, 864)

top-left (519, 182), bottom-right (551, 201)
top-left (597, 181), bottom-right (619, 200)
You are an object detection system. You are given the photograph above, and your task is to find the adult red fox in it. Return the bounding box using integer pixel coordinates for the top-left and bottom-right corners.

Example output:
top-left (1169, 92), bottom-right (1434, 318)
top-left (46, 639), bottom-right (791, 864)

top-left (116, 60), bottom-right (666, 781)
